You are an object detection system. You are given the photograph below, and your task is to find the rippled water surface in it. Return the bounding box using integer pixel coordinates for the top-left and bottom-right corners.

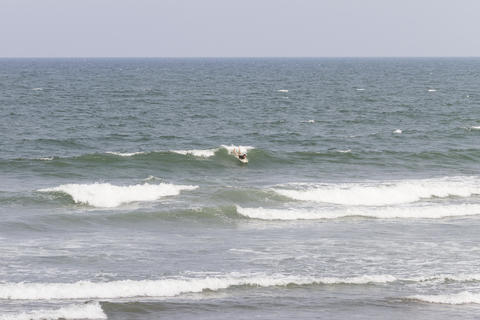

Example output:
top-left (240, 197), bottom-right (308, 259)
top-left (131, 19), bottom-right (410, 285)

top-left (1, 58), bottom-right (480, 319)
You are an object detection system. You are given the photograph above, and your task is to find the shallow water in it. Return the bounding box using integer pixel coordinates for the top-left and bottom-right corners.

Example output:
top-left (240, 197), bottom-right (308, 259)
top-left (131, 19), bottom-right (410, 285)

top-left (1, 58), bottom-right (480, 319)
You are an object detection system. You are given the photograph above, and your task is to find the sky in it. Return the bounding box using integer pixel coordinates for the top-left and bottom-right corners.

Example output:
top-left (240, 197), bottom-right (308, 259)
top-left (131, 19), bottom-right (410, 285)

top-left (1, 0), bottom-right (479, 57)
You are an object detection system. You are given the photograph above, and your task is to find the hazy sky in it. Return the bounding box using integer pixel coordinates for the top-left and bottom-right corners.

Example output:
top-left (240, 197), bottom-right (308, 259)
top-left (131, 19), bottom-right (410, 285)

top-left (1, 0), bottom-right (479, 57)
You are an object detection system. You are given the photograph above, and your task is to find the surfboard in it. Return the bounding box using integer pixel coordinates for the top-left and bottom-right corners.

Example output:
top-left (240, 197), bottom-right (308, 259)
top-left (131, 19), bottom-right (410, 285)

top-left (238, 157), bottom-right (248, 164)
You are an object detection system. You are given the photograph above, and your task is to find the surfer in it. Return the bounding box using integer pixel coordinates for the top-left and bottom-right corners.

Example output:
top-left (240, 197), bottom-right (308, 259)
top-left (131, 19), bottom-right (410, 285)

top-left (233, 148), bottom-right (247, 161)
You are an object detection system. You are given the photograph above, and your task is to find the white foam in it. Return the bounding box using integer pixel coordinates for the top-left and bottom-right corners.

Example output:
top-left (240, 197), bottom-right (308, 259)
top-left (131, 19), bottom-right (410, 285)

top-left (221, 145), bottom-right (254, 154)
top-left (470, 126), bottom-right (480, 130)
top-left (172, 149), bottom-right (217, 158)
top-left (428, 89), bottom-right (437, 92)
top-left (393, 129), bottom-right (402, 134)
top-left (38, 157), bottom-right (54, 161)
top-left (106, 151), bottom-right (145, 157)
top-left (0, 302), bottom-right (106, 320)
top-left (31, 88), bottom-right (43, 91)
top-left (407, 273), bottom-right (480, 283)
top-left (277, 89), bottom-right (289, 92)
top-left (0, 274), bottom-right (396, 300)
top-left (356, 88), bottom-right (365, 91)
top-left (237, 206), bottom-right (339, 220)
top-left (38, 183), bottom-right (198, 208)
top-left (337, 149), bottom-right (351, 153)
top-left (304, 119), bottom-right (315, 123)
top-left (409, 291), bottom-right (480, 304)
top-left (236, 204), bottom-right (480, 220)
top-left (273, 177), bottom-right (480, 206)
top-left (142, 175), bottom-right (161, 182)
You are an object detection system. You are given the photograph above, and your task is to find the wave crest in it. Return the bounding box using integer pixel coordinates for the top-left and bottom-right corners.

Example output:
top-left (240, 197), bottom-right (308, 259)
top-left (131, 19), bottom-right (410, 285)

top-left (408, 291), bottom-right (480, 304)
top-left (171, 149), bottom-right (217, 158)
top-left (273, 177), bottom-right (480, 206)
top-left (236, 204), bottom-right (480, 220)
top-left (0, 302), bottom-right (106, 320)
top-left (38, 183), bottom-right (198, 208)
top-left (0, 274), bottom-right (395, 300)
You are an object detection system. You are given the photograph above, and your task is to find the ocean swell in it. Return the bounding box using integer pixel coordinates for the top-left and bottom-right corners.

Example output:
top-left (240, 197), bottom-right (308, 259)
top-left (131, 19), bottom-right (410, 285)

top-left (0, 274), bottom-right (395, 300)
top-left (273, 176), bottom-right (480, 206)
top-left (38, 183), bottom-right (198, 208)
top-left (236, 204), bottom-right (480, 220)
top-left (0, 302), bottom-right (106, 320)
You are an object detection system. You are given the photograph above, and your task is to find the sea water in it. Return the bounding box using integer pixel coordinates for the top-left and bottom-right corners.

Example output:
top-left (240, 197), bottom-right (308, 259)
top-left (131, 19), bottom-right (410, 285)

top-left (1, 58), bottom-right (480, 319)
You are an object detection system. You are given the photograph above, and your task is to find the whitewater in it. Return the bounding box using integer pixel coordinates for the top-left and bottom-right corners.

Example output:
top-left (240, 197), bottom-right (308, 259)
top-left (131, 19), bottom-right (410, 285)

top-left (2, 58), bottom-right (480, 320)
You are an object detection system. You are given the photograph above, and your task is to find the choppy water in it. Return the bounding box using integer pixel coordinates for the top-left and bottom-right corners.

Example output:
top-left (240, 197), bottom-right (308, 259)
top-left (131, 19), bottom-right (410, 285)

top-left (1, 58), bottom-right (480, 319)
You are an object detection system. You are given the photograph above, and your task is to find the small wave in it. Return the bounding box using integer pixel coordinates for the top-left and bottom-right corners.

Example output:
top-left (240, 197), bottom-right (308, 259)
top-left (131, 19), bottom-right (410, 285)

top-left (31, 88), bottom-right (43, 91)
top-left (0, 274), bottom-right (396, 300)
top-left (272, 177), bottom-right (480, 206)
top-left (356, 88), bottom-right (365, 91)
top-left (408, 291), bottom-right (480, 304)
top-left (106, 151), bottom-right (145, 157)
top-left (38, 183), bottom-right (198, 208)
top-left (301, 119), bottom-right (315, 123)
top-left (142, 175), bottom-right (162, 182)
top-left (427, 89), bottom-right (437, 92)
top-left (221, 145), bottom-right (255, 154)
top-left (408, 273), bottom-right (480, 283)
top-left (469, 126), bottom-right (480, 130)
top-left (277, 89), bottom-right (289, 93)
top-left (337, 149), bottom-right (351, 153)
top-left (236, 204), bottom-right (480, 220)
top-left (38, 157), bottom-right (54, 161)
top-left (0, 302), bottom-right (106, 320)
top-left (171, 149), bottom-right (217, 158)
top-left (393, 129), bottom-right (402, 134)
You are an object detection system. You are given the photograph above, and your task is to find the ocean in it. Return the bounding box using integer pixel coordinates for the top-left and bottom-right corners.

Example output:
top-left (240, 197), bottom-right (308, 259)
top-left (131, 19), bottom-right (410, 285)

top-left (1, 58), bottom-right (480, 319)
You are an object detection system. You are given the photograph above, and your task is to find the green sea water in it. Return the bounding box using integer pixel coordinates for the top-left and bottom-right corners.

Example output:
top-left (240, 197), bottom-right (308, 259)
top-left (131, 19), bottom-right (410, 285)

top-left (1, 58), bottom-right (480, 320)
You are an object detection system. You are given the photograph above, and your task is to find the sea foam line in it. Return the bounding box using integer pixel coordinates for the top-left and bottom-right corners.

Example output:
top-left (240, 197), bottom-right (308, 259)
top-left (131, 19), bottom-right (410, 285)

top-left (408, 291), bottom-right (480, 305)
top-left (171, 149), bottom-right (217, 158)
top-left (38, 183), bottom-right (198, 208)
top-left (236, 204), bottom-right (480, 220)
top-left (273, 176), bottom-right (480, 206)
top-left (221, 145), bottom-right (255, 154)
top-left (0, 302), bottom-right (106, 320)
top-left (106, 151), bottom-right (145, 157)
top-left (0, 274), bottom-right (396, 300)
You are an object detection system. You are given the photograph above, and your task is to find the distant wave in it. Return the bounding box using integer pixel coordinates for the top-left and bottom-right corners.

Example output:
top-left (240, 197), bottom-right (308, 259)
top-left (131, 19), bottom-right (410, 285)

top-left (408, 291), bottom-right (480, 305)
top-left (105, 145), bottom-right (254, 159)
top-left (0, 302), bottom-right (106, 320)
top-left (0, 274), bottom-right (395, 300)
top-left (272, 176), bottom-right (480, 206)
top-left (4, 273), bottom-right (480, 301)
top-left (221, 145), bottom-right (255, 154)
top-left (38, 183), bottom-right (198, 208)
top-left (236, 204), bottom-right (480, 220)
top-left (105, 151), bottom-right (145, 157)
top-left (171, 149), bottom-right (217, 158)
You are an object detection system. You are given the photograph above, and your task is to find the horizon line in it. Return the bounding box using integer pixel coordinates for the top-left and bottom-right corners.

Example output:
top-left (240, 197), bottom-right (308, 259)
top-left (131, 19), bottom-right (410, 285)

top-left (1, 56), bottom-right (480, 59)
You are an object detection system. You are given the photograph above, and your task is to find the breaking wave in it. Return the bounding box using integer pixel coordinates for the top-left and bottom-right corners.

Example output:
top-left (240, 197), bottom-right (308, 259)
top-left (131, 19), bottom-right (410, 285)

top-left (408, 291), bottom-right (480, 305)
top-left (171, 149), bottom-right (217, 158)
top-left (105, 151), bottom-right (145, 157)
top-left (0, 274), bottom-right (395, 300)
top-left (0, 302), bottom-right (106, 320)
top-left (273, 177), bottom-right (480, 206)
top-left (236, 204), bottom-right (480, 220)
top-left (38, 183), bottom-right (198, 208)
top-left (221, 145), bottom-right (255, 154)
